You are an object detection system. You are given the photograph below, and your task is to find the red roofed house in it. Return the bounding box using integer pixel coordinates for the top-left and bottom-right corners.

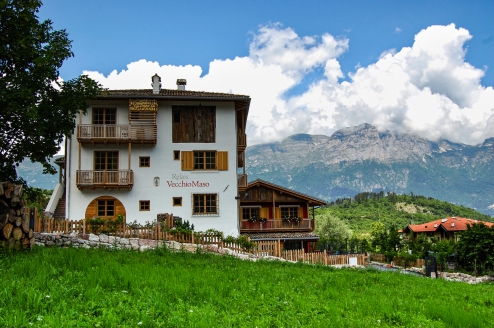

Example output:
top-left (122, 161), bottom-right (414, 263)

top-left (402, 217), bottom-right (494, 241)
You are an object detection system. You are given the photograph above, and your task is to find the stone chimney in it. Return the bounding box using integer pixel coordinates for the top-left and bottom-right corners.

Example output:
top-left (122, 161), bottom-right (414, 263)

top-left (176, 79), bottom-right (186, 90)
top-left (151, 74), bottom-right (161, 94)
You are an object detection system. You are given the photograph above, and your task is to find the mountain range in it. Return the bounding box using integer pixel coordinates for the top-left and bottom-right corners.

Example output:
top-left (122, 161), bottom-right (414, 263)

top-left (245, 124), bottom-right (494, 216)
top-left (17, 123), bottom-right (494, 216)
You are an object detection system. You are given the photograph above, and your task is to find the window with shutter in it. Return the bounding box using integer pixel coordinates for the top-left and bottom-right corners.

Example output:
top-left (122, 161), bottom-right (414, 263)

top-left (181, 151), bottom-right (228, 171)
top-left (181, 151), bottom-right (194, 170)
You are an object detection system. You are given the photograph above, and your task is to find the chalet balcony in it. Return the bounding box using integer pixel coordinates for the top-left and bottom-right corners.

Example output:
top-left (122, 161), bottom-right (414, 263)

top-left (238, 174), bottom-right (248, 192)
top-left (240, 219), bottom-right (314, 232)
top-left (76, 170), bottom-right (134, 190)
top-left (237, 133), bottom-right (247, 151)
top-left (77, 124), bottom-right (157, 145)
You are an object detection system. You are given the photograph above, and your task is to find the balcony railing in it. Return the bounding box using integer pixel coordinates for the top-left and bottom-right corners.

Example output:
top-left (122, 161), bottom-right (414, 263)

top-left (77, 124), bottom-right (157, 144)
top-left (76, 170), bottom-right (134, 190)
top-left (237, 133), bottom-right (247, 150)
top-left (240, 219), bottom-right (314, 232)
top-left (238, 174), bottom-right (248, 191)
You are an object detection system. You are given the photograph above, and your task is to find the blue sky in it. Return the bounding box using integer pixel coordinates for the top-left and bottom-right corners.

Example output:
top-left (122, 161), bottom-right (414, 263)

top-left (39, 0), bottom-right (494, 145)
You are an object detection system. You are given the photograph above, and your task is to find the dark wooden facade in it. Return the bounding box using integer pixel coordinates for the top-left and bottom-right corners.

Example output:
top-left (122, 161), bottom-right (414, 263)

top-left (172, 105), bottom-right (216, 143)
top-left (239, 179), bottom-right (326, 233)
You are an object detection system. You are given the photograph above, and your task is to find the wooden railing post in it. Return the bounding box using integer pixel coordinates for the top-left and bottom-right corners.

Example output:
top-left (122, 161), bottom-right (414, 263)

top-left (277, 238), bottom-right (281, 257)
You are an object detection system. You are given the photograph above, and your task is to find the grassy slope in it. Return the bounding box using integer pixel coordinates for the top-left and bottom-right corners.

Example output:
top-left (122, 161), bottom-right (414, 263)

top-left (316, 194), bottom-right (493, 234)
top-left (1, 247), bottom-right (493, 327)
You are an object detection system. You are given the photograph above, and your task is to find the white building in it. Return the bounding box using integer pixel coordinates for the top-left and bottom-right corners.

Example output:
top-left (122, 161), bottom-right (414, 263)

top-left (47, 75), bottom-right (250, 236)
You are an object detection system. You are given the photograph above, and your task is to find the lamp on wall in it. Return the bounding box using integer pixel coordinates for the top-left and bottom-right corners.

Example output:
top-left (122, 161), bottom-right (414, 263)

top-left (154, 177), bottom-right (160, 187)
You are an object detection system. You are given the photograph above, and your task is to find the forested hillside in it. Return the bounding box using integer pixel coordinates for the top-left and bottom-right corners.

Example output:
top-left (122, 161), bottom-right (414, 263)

top-left (317, 192), bottom-right (493, 234)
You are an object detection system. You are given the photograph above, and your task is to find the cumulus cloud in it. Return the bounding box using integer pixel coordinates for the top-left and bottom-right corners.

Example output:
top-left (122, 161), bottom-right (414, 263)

top-left (84, 23), bottom-right (494, 145)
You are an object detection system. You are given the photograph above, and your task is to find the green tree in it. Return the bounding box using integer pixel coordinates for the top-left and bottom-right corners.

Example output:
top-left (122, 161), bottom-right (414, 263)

top-left (315, 213), bottom-right (352, 246)
top-left (456, 223), bottom-right (494, 274)
top-left (431, 239), bottom-right (455, 271)
top-left (0, 0), bottom-right (101, 183)
top-left (370, 222), bottom-right (387, 253)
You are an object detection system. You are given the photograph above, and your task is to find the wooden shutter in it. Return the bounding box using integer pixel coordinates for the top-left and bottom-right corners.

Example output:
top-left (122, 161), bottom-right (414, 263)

top-left (216, 151), bottom-right (228, 170)
top-left (298, 207), bottom-right (304, 218)
top-left (274, 207), bottom-right (281, 219)
top-left (181, 151), bottom-right (194, 170)
top-left (260, 207), bottom-right (269, 219)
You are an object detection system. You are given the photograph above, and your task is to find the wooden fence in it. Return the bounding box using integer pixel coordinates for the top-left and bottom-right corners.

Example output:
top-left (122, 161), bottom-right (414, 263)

top-left (370, 253), bottom-right (425, 268)
top-left (33, 216), bottom-right (372, 267)
top-left (33, 216), bottom-right (224, 246)
top-left (280, 249), bottom-right (368, 266)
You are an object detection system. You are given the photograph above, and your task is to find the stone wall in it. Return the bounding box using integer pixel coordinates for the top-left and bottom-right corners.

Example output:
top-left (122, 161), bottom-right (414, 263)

top-left (34, 232), bottom-right (164, 252)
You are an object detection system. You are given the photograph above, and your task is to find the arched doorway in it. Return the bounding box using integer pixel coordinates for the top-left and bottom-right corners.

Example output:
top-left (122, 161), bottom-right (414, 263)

top-left (85, 196), bottom-right (126, 219)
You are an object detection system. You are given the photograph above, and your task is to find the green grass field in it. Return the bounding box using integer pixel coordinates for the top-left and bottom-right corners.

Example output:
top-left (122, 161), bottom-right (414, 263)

top-left (1, 246), bottom-right (493, 327)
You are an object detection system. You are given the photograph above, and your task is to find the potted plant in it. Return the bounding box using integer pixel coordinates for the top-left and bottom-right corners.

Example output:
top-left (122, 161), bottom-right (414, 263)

top-left (248, 216), bottom-right (258, 223)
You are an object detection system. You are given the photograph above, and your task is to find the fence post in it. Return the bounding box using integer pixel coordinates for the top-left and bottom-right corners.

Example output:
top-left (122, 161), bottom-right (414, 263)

top-left (324, 250), bottom-right (327, 266)
top-left (221, 232), bottom-right (224, 248)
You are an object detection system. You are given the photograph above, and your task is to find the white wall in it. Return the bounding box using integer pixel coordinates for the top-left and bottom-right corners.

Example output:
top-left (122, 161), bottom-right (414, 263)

top-left (67, 100), bottom-right (240, 237)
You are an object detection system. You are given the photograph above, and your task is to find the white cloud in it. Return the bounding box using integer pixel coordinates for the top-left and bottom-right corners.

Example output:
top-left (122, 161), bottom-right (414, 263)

top-left (84, 23), bottom-right (494, 146)
top-left (395, 27), bottom-right (402, 33)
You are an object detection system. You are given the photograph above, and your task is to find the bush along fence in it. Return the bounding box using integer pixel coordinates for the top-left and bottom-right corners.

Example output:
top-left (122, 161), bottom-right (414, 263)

top-left (370, 253), bottom-right (425, 269)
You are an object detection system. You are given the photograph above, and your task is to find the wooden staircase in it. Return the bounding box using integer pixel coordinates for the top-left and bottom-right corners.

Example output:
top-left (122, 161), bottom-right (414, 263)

top-left (53, 192), bottom-right (66, 219)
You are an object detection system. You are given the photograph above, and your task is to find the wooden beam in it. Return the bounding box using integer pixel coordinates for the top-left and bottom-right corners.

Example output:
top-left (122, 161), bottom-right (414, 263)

top-left (128, 143), bottom-right (131, 170)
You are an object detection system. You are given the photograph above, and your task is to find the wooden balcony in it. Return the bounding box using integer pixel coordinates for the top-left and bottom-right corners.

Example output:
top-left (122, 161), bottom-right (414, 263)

top-left (240, 219), bottom-right (314, 232)
top-left (77, 124), bottom-right (157, 145)
top-left (237, 133), bottom-right (247, 151)
top-left (238, 174), bottom-right (248, 192)
top-left (76, 170), bottom-right (134, 190)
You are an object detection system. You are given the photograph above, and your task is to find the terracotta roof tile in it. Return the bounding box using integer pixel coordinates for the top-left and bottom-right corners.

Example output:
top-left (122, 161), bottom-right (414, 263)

top-left (99, 88), bottom-right (250, 99)
top-left (406, 217), bottom-right (493, 233)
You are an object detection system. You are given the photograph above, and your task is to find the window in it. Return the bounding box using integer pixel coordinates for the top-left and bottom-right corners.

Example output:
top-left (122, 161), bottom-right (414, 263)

top-left (173, 111), bottom-right (181, 123)
top-left (98, 200), bottom-right (115, 217)
top-left (242, 207), bottom-right (260, 220)
top-left (281, 206), bottom-right (299, 218)
top-left (93, 108), bottom-right (116, 124)
top-left (94, 151), bottom-right (118, 170)
top-left (284, 241), bottom-right (302, 250)
top-left (174, 151), bottom-right (180, 160)
top-left (194, 151), bottom-right (216, 169)
top-left (181, 151), bottom-right (228, 170)
top-left (193, 194), bottom-right (218, 215)
top-left (173, 197), bottom-right (182, 206)
top-left (139, 156), bottom-right (150, 167)
top-left (172, 106), bottom-right (216, 143)
top-left (139, 200), bottom-right (150, 211)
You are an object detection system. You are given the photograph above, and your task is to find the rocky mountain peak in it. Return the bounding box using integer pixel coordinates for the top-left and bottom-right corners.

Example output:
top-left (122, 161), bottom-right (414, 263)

top-left (246, 124), bottom-right (494, 215)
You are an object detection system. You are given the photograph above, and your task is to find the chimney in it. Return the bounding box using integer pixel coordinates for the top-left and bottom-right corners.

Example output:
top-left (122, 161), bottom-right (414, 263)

top-left (151, 74), bottom-right (161, 94)
top-left (176, 79), bottom-right (187, 90)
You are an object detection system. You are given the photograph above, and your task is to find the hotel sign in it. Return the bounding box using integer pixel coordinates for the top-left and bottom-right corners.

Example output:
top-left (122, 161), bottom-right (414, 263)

top-left (166, 174), bottom-right (210, 187)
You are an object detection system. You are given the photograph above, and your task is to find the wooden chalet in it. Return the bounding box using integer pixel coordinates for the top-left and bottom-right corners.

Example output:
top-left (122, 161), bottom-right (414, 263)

top-left (239, 179), bottom-right (327, 252)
